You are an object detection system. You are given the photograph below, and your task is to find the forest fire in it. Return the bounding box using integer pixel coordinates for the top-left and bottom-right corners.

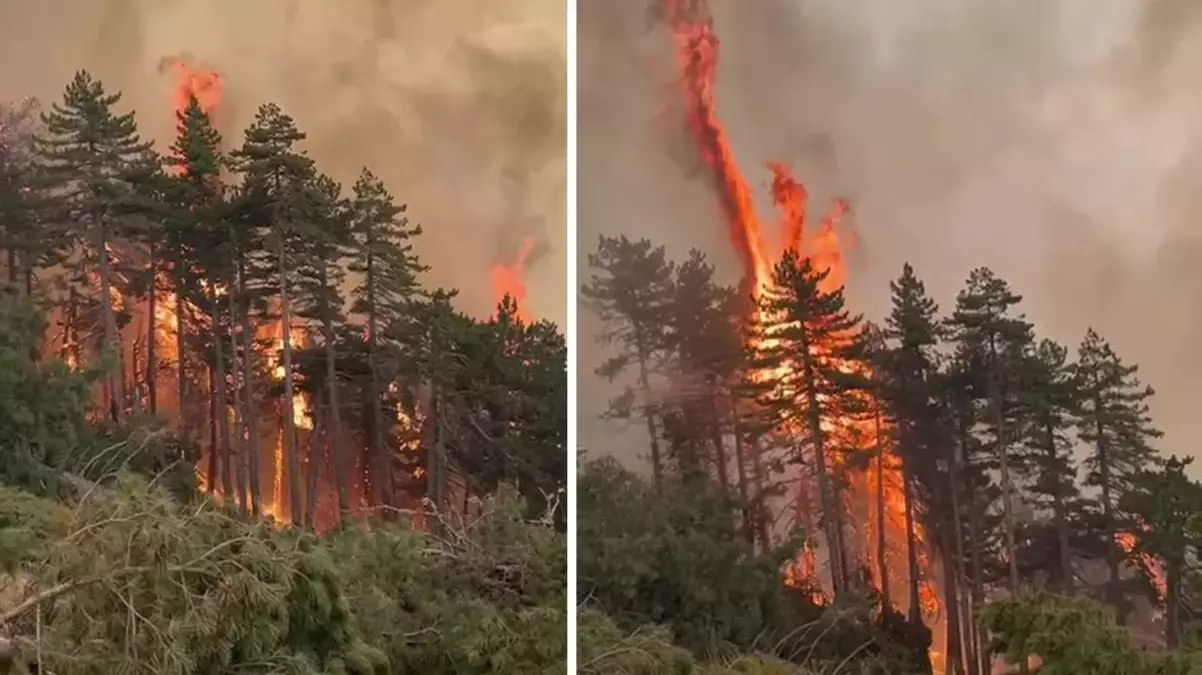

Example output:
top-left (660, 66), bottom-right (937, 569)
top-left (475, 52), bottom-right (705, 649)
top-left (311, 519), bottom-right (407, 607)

top-left (151, 58), bottom-right (538, 529)
top-left (661, 0), bottom-right (943, 668)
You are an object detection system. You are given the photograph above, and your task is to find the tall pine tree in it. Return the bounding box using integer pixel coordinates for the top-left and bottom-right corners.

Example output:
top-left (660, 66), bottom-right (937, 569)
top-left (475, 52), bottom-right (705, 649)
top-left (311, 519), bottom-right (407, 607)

top-left (36, 71), bottom-right (154, 422)
top-left (1073, 327), bottom-right (1162, 624)
top-left (581, 235), bottom-right (675, 484)
top-left (754, 249), bottom-right (869, 596)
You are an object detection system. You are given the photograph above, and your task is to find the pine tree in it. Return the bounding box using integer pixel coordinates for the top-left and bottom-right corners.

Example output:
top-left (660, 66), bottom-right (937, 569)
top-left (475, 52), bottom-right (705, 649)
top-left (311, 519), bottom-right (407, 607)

top-left (229, 103), bottom-right (316, 522)
top-left (295, 172), bottom-right (351, 523)
top-left (1015, 338), bottom-right (1080, 594)
top-left (1119, 456), bottom-right (1202, 648)
top-left (347, 168), bottom-right (428, 512)
top-left (400, 289), bottom-right (465, 512)
top-left (946, 268), bottom-right (1034, 593)
top-left (663, 248), bottom-right (740, 486)
top-left (581, 235), bottom-right (675, 484)
top-left (754, 249), bottom-right (869, 595)
top-left (163, 95), bottom-right (232, 497)
top-left (876, 263), bottom-right (942, 629)
top-left (0, 98), bottom-right (61, 296)
top-left (1073, 327), bottom-right (1163, 624)
top-left (35, 71), bottom-right (154, 422)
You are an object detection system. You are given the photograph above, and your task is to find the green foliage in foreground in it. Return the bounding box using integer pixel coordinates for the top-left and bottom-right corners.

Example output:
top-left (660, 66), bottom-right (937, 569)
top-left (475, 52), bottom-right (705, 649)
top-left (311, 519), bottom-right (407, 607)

top-left (983, 591), bottom-right (1202, 675)
top-left (0, 478), bottom-right (565, 675)
top-left (577, 457), bottom-right (934, 675)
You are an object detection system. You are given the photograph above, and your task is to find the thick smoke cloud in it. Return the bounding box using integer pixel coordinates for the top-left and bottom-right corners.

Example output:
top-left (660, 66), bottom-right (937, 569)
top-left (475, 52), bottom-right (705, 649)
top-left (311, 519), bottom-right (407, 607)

top-left (0, 0), bottom-right (566, 324)
top-left (580, 0), bottom-right (1202, 468)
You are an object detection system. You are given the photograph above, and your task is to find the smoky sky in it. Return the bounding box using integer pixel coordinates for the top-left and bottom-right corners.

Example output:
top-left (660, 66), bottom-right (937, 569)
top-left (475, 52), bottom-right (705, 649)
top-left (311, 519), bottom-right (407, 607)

top-left (0, 0), bottom-right (565, 326)
top-left (579, 0), bottom-right (1202, 470)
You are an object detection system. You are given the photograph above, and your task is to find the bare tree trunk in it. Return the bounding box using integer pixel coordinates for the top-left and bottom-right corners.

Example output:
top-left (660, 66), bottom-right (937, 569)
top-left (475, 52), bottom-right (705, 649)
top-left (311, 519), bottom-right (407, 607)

top-left (1094, 402), bottom-right (1124, 625)
top-left (237, 261), bottom-right (261, 516)
top-left (323, 316), bottom-right (349, 522)
top-left (364, 245), bottom-right (395, 514)
top-left (635, 343), bottom-right (662, 485)
top-left (212, 286), bottom-right (232, 499)
top-left (709, 392), bottom-right (730, 489)
top-left (801, 354), bottom-right (845, 595)
top-left (277, 235), bottom-right (302, 523)
top-left (942, 538), bottom-right (965, 675)
top-left (996, 395), bottom-right (1020, 592)
top-left (98, 227), bottom-right (124, 423)
top-left (750, 439), bottom-right (772, 554)
top-left (227, 287), bottom-right (247, 512)
top-left (206, 366), bottom-right (218, 494)
top-left (949, 428), bottom-right (972, 675)
top-left (306, 390), bottom-right (325, 528)
top-left (146, 264), bottom-right (157, 413)
top-left (875, 439), bottom-right (891, 610)
top-left (425, 385), bottom-right (446, 512)
top-left (176, 291), bottom-right (188, 436)
top-left (729, 395), bottom-right (753, 544)
top-left (1167, 559), bottom-right (1182, 649)
top-left (1047, 419), bottom-right (1074, 594)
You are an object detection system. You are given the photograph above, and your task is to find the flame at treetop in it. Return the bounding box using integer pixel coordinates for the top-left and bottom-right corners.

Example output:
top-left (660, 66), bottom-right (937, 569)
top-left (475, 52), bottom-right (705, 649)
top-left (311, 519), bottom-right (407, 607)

top-left (491, 236), bottom-right (536, 322)
top-left (161, 56), bottom-right (223, 118)
top-left (661, 0), bottom-right (943, 670)
top-left (158, 56), bottom-right (306, 525)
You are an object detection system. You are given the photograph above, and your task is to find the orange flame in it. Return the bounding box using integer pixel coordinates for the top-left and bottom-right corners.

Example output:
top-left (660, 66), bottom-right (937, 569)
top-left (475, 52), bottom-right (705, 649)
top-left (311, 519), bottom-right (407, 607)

top-left (161, 56), bottom-right (223, 117)
top-left (662, 2), bottom-right (942, 671)
top-left (1116, 531), bottom-right (1167, 600)
top-left (491, 237), bottom-right (536, 322)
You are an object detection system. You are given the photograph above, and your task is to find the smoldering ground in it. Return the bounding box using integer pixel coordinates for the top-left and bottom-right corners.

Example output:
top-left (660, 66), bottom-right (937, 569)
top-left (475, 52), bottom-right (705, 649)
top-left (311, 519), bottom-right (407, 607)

top-left (0, 0), bottom-right (566, 324)
top-left (579, 0), bottom-right (1202, 468)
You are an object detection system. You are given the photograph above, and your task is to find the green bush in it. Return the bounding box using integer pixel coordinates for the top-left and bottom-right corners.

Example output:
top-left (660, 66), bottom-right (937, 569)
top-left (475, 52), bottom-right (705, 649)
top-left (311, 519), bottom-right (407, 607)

top-left (0, 477), bottom-right (566, 675)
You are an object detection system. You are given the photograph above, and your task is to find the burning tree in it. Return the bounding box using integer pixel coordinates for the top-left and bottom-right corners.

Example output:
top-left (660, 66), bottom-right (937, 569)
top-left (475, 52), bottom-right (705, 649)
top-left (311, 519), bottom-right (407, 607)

top-left (0, 64), bottom-right (564, 535)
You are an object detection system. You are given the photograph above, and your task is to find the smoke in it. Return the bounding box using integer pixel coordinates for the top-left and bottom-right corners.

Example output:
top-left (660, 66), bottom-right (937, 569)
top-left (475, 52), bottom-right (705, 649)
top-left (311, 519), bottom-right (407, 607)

top-left (0, 0), bottom-right (565, 325)
top-left (579, 0), bottom-right (1202, 467)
